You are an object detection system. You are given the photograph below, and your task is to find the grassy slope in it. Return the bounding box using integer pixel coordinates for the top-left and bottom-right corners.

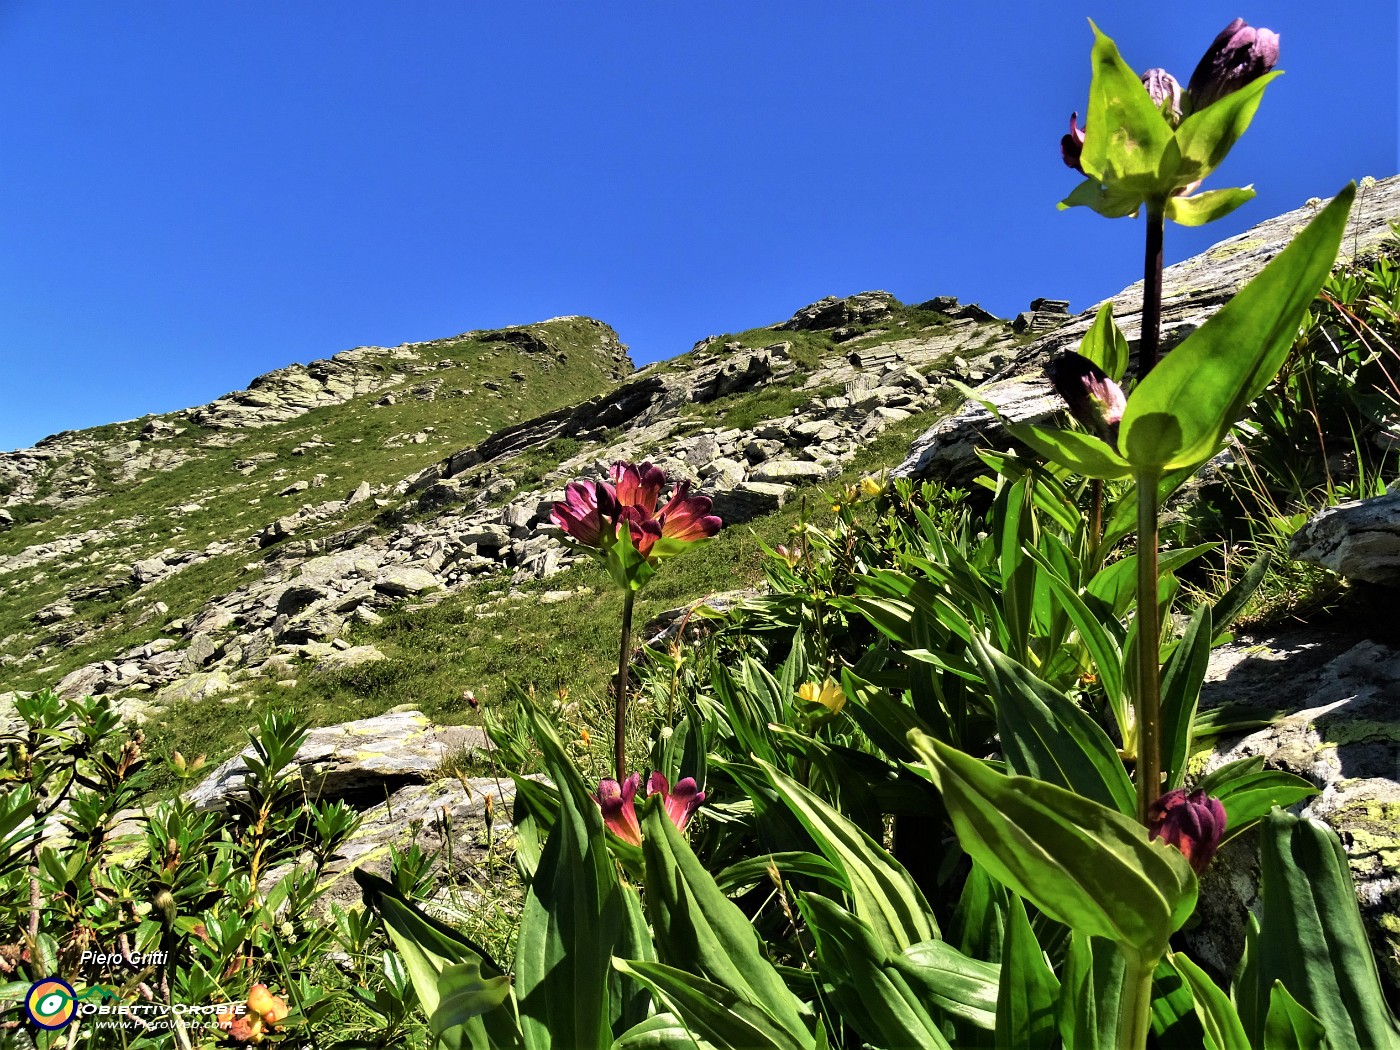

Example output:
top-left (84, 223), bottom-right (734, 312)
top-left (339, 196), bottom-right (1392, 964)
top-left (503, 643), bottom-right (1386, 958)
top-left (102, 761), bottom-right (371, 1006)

top-left (4, 295), bottom-right (999, 782)
top-left (0, 318), bottom-right (626, 690)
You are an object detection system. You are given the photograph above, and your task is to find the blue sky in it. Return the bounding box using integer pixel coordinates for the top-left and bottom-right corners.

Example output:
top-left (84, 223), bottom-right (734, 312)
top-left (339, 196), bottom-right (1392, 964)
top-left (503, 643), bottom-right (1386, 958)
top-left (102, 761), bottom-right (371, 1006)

top-left (1, 2), bottom-right (1396, 452)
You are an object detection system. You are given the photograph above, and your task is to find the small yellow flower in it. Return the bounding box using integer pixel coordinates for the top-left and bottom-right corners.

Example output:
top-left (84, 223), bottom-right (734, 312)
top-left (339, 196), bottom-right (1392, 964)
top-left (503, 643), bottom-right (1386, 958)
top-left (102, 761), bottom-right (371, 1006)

top-left (797, 677), bottom-right (846, 714)
top-left (580, 727), bottom-right (591, 746)
top-left (859, 474), bottom-right (886, 498)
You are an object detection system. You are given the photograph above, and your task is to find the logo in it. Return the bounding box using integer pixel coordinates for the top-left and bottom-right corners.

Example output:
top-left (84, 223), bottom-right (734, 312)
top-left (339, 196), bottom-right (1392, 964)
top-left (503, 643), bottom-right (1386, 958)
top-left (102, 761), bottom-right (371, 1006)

top-left (25, 979), bottom-right (77, 1030)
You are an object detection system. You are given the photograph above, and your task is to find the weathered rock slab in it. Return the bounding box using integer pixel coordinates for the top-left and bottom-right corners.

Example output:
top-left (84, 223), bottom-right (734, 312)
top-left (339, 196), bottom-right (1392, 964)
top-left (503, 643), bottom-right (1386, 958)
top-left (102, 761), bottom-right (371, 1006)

top-left (186, 709), bottom-right (491, 810)
top-left (1188, 625), bottom-right (1400, 999)
top-left (1290, 492), bottom-right (1400, 586)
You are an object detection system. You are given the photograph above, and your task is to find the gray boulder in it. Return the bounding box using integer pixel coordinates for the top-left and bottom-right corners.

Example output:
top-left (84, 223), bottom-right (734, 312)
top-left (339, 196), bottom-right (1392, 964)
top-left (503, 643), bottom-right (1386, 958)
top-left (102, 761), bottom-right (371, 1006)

top-left (1289, 493), bottom-right (1400, 586)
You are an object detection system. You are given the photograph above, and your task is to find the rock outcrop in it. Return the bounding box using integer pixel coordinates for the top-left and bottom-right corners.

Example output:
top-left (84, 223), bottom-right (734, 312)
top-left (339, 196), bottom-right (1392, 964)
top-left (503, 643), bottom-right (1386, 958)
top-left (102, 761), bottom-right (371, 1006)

top-left (896, 176), bottom-right (1400, 483)
top-left (1290, 492), bottom-right (1400, 586)
top-left (1186, 615), bottom-right (1400, 1000)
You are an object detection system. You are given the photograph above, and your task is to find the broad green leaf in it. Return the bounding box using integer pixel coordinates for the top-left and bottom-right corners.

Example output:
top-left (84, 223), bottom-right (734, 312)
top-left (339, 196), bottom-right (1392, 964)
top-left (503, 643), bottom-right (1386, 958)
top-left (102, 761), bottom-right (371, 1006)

top-left (1160, 603), bottom-right (1212, 790)
top-left (1101, 468), bottom-right (1200, 548)
top-left (1150, 955), bottom-right (1209, 1050)
top-left (1170, 951), bottom-right (1250, 1050)
top-left (1085, 544), bottom-right (1214, 619)
top-left (639, 796), bottom-right (810, 1041)
top-left (1173, 73), bottom-right (1280, 185)
top-left (1236, 809), bottom-right (1400, 1049)
top-left (509, 776), bottom-right (559, 881)
top-left (950, 860), bottom-right (1009, 964)
top-left (1077, 23), bottom-right (1173, 202)
top-left (908, 729), bottom-right (1196, 958)
top-left (1165, 186), bottom-right (1256, 227)
top-left (1193, 767), bottom-right (1318, 846)
top-left (799, 893), bottom-right (953, 1050)
top-left (996, 895), bottom-right (1060, 1050)
top-left (610, 882), bottom-right (656, 1036)
top-left (970, 636), bottom-right (1134, 815)
top-left (1021, 543), bottom-right (1127, 714)
top-left (1263, 981), bottom-right (1331, 1050)
top-left (714, 851), bottom-right (845, 896)
top-left (1007, 423), bottom-right (1133, 480)
top-left (898, 938), bottom-right (1000, 1031)
top-left (1119, 184), bottom-right (1355, 470)
top-left (515, 702), bottom-right (624, 1050)
top-left (757, 758), bottom-right (938, 951)
top-left (840, 669), bottom-right (943, 763)
top-left (613, 1012), bottom-right (720, 1050)
top-left (1079, 302), bottom-right (1130, 381)
top-left (611, 960), bottom-right (816, 1050)
top-left (1059, 175), bottom-right (1150, 218)
top-left (1057, 934), bottom-right (1126, 1050)
top-left (355, 869), bottom-right (521, 1050)
top-left (430, 962), bottom-right (513, 1046)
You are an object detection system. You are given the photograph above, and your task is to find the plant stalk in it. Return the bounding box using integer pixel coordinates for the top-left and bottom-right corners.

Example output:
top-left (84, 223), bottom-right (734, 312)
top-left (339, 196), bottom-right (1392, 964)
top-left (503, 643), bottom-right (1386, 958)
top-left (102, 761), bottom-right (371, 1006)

top-left (1119, 948), bottom-right (1157, 1050)
top-left (1139, 209), bottom-right (1165, 379)
top-left (615, 588), bottom-right (636, 781)
top-left (1135, 470), bottom-right (1163, 822)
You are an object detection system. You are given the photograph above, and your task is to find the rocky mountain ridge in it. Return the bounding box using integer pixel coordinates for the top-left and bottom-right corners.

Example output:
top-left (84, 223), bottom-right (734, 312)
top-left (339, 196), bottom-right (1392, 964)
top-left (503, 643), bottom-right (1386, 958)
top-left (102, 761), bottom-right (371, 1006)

top-left (7, 291), bottom-right (1024, 717)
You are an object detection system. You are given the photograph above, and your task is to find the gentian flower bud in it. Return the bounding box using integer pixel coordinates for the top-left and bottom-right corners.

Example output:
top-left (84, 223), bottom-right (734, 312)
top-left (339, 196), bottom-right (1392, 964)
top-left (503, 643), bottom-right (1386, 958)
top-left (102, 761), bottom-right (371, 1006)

top-left (1046, 352), bottom-right (1127, 450)
top-left (1186, 18), bottom-right (1279, 112)
top-left (1061, 112), bottom-right (1086, 174)
top-left (1141, 68), bottom-right (1183, 126)
top-left (1147, 788), bottom-right (1227, 874)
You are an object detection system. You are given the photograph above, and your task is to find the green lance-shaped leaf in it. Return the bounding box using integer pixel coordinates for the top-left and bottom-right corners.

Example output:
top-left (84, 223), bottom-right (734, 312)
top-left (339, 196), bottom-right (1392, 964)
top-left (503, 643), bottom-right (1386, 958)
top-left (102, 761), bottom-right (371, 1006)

top-left (638, 795), bottom-right (811, 1042)
top-left (610, 960), bottom-right (816, 1050)
top-left (996, 894), bottom-right (1061, 1050)
top-left (1169, 951), bottom-right (1250, 1050)
top-left (1171, 72), bottom-right (1280, 188)
top-left (1149, 955), bottom-right (1209, 1050)
top-left (950, 860), bottom-right (1009, 963)
top-left (1071, 22), bottom-right (1175, 214)
top-left (430, 961), bottom-right (515, 1048)
top-left (970, 635), bottom-right (1134, 815)
top-left (1236, 809), bottom-right (1400, 1049)
top-left (1159, 602), bottom-right (1212, 790)
top-left (897, 938), bottom-right (1001, 1032)
top-left (798, 893), bottom-right (953, 1050)
top-left (1118, 184), bottom-right (1355, 470)
top-left (1079, 302), bottom-right (1130, 382)
top-left (514, 700), bottom-right (627, 1050)
top-left (1263, 981), bottom-right (1331, 1050)
top-left (612, 1012), bottom-right (721, 1050)
top-left (354, 868), bottom-right (522, 1050)
top-left (1057, 933), bottom-right (1127, 1050)
top-left (1165, 186), bottom-right (1257, 227)
top-left (1193, 759), bottom-right (1318, 846)
top-left (1006, 423), bottom-right (1133, 480)
top-left (757, 757), bottom-right (938, 952)
top-left (908, 729), bottom-right (1196, 959)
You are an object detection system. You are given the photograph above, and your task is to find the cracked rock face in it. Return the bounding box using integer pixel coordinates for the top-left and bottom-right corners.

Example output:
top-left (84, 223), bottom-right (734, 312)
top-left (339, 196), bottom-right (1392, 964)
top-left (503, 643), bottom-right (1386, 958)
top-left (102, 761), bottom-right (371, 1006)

top-left (1186, 620), bottom-right (1400, 1000)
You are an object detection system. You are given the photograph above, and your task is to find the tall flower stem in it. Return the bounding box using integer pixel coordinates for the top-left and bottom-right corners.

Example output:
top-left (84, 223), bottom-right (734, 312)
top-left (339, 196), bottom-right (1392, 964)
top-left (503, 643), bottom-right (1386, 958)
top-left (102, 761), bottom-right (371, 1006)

top-left (614, 588), bottom-right (636, 781)
top-left (1120, 948), bottom-right (1157, 1050)
top-left (1138, 209), bottom-right (1165, 380)
top-left (1134, 470), bottom-right (1163, 823)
